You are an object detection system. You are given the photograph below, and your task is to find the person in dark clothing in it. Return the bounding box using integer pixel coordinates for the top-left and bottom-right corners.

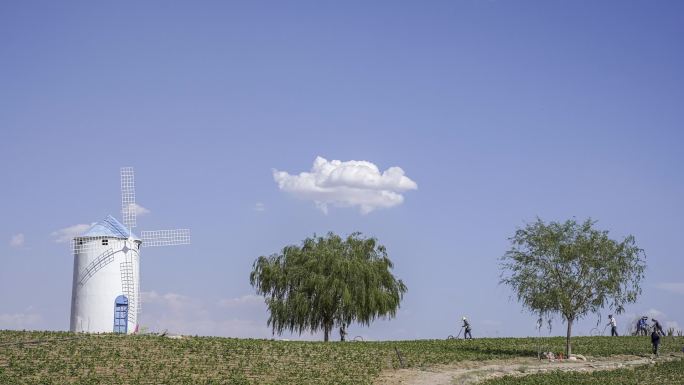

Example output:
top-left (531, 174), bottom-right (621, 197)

top-left (462, 317), bottom-right (472, 340)
top-left (339, 324), bottom-right (347, 342)
top-left (651, 330), bottom-right (661, 356)
top-left (652, 318), bottom-right (665, 336)
top-left (607, 315), bottom-right (618, 336)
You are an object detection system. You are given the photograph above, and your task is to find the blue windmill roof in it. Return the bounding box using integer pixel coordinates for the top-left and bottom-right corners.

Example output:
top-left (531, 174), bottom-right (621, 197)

top-left (79, 215), bottom-right (139, 240)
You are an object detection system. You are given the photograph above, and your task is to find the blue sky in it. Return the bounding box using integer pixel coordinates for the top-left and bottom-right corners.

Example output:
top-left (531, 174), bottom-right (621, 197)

top-left (1, 0), bottom-right (683, 340)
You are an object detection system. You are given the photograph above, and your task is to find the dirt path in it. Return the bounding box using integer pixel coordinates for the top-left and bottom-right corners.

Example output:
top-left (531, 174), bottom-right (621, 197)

top-left (374, 354), bottom-right (683, 385)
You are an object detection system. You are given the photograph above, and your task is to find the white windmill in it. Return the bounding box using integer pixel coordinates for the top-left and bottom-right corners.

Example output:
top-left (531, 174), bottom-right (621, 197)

top-left (69, 167), bottom-right (190, 334)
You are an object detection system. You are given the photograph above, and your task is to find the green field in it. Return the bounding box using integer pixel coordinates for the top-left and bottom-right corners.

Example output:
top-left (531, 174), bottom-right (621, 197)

top-left (1, 330), bottom-right (683, 384)
top-left (483, 358), bottom-right (684, 385)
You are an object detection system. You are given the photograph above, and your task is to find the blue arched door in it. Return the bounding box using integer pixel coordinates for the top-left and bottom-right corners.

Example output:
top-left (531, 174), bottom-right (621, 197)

top-left (113, 295), bottom-right (129, 333)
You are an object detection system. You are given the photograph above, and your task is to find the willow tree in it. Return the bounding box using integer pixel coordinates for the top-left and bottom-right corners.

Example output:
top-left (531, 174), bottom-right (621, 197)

top-left (250, 232), bottom-right (407, 341)
top-left (500, 218), bottom-right (646, 356)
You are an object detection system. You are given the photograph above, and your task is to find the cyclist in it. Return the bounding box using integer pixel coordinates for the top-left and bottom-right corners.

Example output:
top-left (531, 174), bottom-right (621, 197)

top-left (636, 316), bottom-right (648, 336)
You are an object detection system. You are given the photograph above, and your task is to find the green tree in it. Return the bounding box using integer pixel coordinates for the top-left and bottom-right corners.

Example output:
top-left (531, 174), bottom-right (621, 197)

top-left (250, 232), bottom-right (407, 341)
top-left (500, 218), bottom-right (646, 356)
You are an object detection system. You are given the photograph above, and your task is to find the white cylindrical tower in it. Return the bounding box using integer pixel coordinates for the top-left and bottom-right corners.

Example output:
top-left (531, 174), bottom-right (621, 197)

top-left (70, 215), bottom-right (141, 334)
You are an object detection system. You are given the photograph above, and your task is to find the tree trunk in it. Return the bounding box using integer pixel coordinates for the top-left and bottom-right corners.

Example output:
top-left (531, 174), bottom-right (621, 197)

top-left (565, 318), bottom-right (573, 357)
top-left (323, 318), bottom-right (333, 342)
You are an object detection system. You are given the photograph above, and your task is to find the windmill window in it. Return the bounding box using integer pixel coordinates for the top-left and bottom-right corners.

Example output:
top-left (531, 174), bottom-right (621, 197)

top-left (102, 239), bottom-right (108, 246)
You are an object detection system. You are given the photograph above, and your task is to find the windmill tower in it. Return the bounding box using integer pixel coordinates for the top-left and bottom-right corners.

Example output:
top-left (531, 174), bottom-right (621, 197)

top-left (69, 167), bottom-right (190, 334)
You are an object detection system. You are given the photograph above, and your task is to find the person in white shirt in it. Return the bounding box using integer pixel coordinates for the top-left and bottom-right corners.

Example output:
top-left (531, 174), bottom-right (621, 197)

top-left (607, 314), bottom-right (618, 336)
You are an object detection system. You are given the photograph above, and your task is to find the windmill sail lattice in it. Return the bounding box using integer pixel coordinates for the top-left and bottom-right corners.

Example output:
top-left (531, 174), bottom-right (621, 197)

top-left (140, 230), bottom-right (191, 247)
top-left (120, 255), bottom-right (137, 325)
top-left (121, 167), bottom-right (136, 230)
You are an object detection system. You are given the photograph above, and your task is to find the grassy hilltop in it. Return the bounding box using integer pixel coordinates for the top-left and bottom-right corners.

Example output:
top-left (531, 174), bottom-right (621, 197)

top-left (1, 330), bottom-right (683, 384)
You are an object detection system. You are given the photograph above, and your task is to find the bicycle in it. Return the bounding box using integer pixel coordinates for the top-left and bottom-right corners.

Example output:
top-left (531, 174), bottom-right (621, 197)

top-left (590, 325), bottom-right (608, 336)
top-left (447, 327), bottom-right (464, 340)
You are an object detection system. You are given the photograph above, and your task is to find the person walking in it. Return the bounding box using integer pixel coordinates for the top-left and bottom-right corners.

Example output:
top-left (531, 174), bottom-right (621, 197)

top-left (607, 315), bottom-right (618, 336)
top-left (651, 329), bottom-right (661, 357)
top-left (339, 324), bottom-right (347, 342)
top-left (652, 318), bottom-right (665, 336)
top-left (462, 317), bottom-right (472, 340)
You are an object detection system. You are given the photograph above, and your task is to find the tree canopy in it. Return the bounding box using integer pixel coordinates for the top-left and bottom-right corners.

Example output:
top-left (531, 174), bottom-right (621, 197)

top-left (500, 218), bottom-right (646, 355)
top-left (250, 232), bottom-right (407, 341)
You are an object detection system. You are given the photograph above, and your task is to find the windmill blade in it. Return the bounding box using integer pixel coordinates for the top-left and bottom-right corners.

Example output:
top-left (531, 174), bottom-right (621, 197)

top-left (140, 229), bottom-right (191, 247)
top-left (121, 167), bottom-right (136, 231)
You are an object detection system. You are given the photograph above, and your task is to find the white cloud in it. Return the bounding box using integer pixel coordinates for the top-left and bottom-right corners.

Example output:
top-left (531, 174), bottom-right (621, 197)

top-left (123, 203), bottom-right (150, 216)
top-left (10, 233), bottom-right (25, 248)
top-left (273, 156), bottom-right (417, 214)
top-left (217, 294), bottom-right (264, 308)
top-left (655, 282), bottom-right (684, 295)
top-left (142, 291), bottom-right (191, 313)
top-left (0, 309), bottom-right (42, 329)
top-left (665, 321), bottom-right (680, 331)
top-left (644, 308), bottom-right (665, 319)
top-left (129, 203), bottom-right (150, 216)
top-left (51, 224), bottom-right (92, 243)
top-left (254, 202), bottom-right (266, 212)
top-left (140, 291), bottom-right (274, 338)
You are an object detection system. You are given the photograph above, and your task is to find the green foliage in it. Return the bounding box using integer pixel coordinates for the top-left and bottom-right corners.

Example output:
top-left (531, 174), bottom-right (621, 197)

top-left (483, 358), bottom-right (684, 385)
top-left (500, 218), bottom-right (646, 355)
top-left (250, 232), bottom-right (407, 341)
top-left (1, 331), bottom-right (682, 384)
